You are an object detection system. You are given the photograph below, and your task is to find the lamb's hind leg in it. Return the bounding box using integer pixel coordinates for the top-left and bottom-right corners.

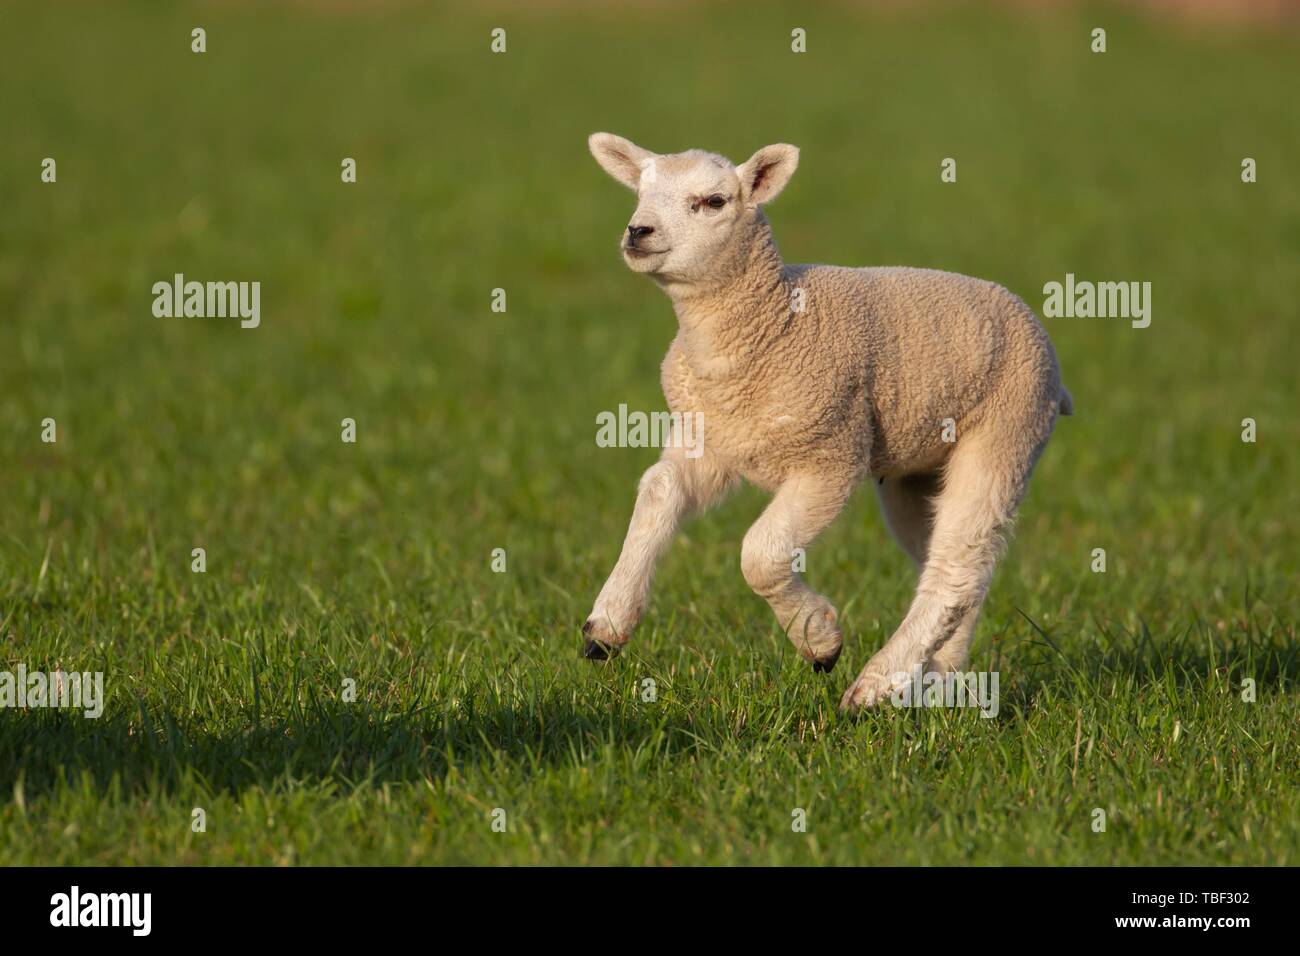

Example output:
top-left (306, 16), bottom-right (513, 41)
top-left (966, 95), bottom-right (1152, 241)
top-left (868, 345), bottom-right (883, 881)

top-left (741, 473), bottom-right (855, 671)
top-left (842, 434), bottom-right (1036, 710)
top-left (925, 605), bottom-right (982, 673)
top-left (876, 471), bottom-right (980, 674)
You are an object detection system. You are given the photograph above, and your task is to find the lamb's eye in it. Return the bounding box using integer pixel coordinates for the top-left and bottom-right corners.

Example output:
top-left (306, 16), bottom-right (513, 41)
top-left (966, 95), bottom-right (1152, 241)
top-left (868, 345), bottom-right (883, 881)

top-left (705, 194), bottom-right (727, 209)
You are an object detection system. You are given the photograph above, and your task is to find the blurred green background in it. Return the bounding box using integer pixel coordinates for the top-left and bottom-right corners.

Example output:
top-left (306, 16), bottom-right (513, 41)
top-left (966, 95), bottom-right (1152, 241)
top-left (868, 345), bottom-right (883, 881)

top-left (0, 1), bottom-right (1296, 864)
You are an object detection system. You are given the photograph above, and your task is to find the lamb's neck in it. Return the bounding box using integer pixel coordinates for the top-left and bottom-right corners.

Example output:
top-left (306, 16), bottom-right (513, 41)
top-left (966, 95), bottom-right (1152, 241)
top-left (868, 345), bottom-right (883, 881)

top-left (667, 226), bottom-right (788, 376)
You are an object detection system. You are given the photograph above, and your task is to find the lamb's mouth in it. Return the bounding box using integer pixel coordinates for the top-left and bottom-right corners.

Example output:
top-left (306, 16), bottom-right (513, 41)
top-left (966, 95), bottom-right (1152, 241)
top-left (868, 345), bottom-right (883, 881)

top-left (624, 245), bottom-right (668, 259)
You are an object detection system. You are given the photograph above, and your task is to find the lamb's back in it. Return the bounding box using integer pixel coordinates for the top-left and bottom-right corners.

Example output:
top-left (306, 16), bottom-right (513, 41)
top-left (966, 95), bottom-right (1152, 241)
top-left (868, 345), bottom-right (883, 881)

top-left (791, 264), bottom-right (1059, 476)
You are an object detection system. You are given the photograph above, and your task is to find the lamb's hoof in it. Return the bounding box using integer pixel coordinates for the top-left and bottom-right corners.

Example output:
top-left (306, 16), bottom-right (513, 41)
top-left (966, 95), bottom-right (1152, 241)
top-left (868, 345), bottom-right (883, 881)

top-left (582, 638), bottom-right (616, 661)
top-left (581, 620), bottom-right (621, 661)
top-left (811, 646), bottom-right (842, 674)
top-left (838, 668), bottom-right (902, 711)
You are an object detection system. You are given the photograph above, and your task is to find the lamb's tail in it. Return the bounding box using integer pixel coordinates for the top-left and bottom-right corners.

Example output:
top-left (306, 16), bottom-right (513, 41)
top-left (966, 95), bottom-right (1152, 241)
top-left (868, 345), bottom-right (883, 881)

top-left (1058, 385), bottom-right (1074, 417)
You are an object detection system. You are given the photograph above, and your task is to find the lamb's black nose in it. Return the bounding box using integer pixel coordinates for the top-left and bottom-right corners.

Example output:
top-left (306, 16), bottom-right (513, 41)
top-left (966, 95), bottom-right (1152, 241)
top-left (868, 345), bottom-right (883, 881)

top-left (627, 225), bottom-right (654, 241)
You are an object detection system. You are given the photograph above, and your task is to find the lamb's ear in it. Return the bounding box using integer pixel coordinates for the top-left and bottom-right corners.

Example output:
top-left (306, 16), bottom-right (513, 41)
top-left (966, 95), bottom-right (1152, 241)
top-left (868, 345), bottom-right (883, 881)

top-left (588, 132), bottom-right (655, 191)
top-left (737, 143), bottom-right (800, 206)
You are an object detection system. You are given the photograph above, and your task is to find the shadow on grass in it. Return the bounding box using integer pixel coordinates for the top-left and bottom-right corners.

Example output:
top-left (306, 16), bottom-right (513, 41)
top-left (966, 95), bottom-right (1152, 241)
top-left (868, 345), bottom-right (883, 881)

top-left (0, 694), bottom-right (692, 801)
top-left (4, 621), bottom-right (1294, 798)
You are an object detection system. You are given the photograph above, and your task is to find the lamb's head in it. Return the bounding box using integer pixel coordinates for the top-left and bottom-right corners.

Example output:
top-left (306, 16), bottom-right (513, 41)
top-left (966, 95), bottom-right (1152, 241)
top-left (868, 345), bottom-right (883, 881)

top-left (588, 132), bottom-right (799, 288)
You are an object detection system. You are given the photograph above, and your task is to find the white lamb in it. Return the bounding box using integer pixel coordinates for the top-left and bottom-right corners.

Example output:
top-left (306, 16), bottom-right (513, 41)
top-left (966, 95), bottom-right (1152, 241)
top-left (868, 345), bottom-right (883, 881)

top-left (582, 132), bottom-right (1073, 710)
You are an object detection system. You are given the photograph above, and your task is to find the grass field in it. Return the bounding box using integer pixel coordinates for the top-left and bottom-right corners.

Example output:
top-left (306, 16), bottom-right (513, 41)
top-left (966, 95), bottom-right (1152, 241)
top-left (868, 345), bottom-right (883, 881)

top-left (1, 0), bottom-right (1297, 865)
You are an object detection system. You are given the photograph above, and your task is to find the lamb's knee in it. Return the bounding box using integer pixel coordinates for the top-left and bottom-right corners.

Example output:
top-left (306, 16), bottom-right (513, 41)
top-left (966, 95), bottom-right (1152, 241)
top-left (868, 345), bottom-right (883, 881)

top-left (636, 461), bottom-right (685, 513)
top-left (740, 529), bottom-right (787, 597)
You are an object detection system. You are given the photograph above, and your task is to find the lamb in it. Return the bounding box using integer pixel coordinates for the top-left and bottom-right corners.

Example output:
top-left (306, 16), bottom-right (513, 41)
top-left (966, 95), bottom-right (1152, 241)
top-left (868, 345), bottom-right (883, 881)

top-left (581, 132), bottom-right (1073, 710)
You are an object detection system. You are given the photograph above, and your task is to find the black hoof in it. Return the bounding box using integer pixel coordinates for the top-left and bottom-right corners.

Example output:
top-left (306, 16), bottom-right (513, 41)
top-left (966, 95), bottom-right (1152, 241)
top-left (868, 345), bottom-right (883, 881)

top-left (581, 620), bottom-right (621, 660)
top-left (812, 646), bottom-right (842, 674)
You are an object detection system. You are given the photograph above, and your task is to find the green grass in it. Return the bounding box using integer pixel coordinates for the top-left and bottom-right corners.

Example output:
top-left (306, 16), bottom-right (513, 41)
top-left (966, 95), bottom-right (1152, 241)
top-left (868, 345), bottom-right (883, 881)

top-left (0, 0), bottom-right (1297, 865)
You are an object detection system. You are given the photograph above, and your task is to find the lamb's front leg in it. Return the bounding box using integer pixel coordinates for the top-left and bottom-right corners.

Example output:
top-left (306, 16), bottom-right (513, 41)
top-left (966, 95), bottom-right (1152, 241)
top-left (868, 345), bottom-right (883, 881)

top-left (740, 473), bottom-right (855, 671)
top-left (583, 446), bottom-right (734, 659)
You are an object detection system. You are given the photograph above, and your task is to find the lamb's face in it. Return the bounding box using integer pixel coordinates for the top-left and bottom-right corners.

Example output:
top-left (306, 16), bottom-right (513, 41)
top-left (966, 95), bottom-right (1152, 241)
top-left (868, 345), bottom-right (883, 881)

top-left (589, 133), bottom-right (799, 288)
top-left (617, 152), bottom-right (744, 282)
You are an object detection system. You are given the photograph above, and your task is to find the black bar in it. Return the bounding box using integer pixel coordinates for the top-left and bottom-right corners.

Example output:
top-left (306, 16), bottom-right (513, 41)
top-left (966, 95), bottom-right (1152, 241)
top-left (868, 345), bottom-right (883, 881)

top-left (1, 866), bottom-right (1282, 942)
